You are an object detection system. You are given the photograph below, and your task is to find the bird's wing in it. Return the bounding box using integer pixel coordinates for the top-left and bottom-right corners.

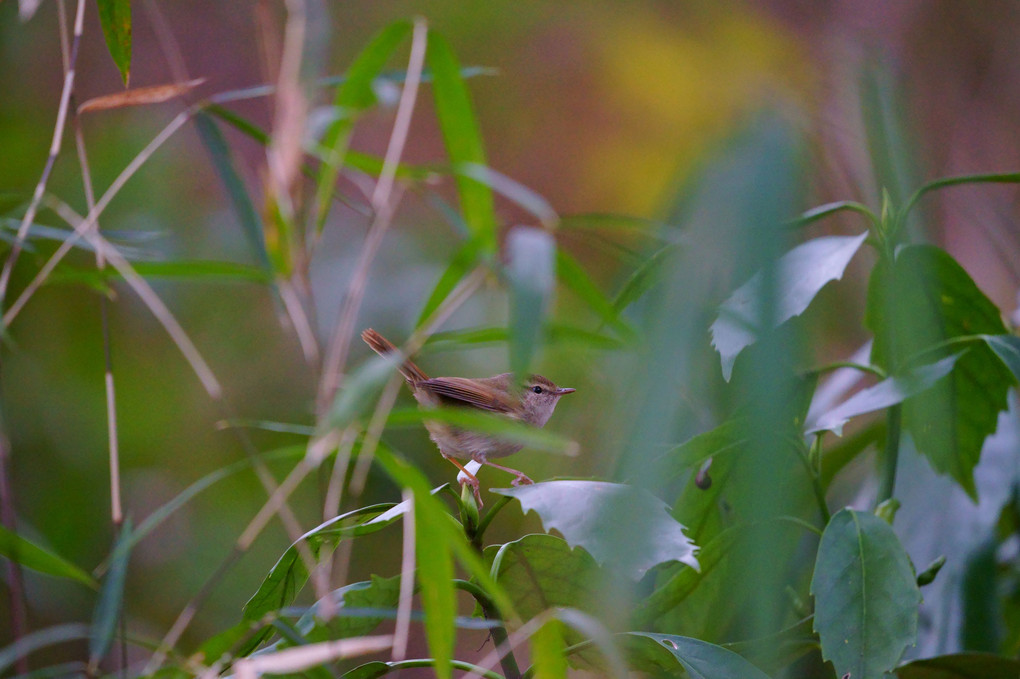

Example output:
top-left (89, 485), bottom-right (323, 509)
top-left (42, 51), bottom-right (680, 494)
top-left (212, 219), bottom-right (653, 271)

top-left (419, 377), bottom-right (515, 414)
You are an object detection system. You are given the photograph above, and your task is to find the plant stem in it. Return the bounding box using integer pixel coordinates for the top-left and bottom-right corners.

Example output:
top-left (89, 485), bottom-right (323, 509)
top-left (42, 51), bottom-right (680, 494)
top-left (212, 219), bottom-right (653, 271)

top-left (875, 404), bottom-right (902, 508)
top-left (454, 579), bottom-right (521, 679)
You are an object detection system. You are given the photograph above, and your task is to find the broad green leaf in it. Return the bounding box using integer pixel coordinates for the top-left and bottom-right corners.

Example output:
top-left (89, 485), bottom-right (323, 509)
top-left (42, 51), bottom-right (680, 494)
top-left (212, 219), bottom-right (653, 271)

top-left (895, 652), bottom-right (1020, 679)
top-left (722, 616), bottom-right (818, 676)
top-left (243, 504), bottom-right (401, 621)
top-left (866, 245), bottom-right (1012, 496)
top-left (0, 624), bottom-right (91, 673)
top-left (506, 226), bottom-right (556, 376)
top-left (427, 32), bottom-right (498, 253)
top-left (624, 632), bottom-right (772, 679)
top-left (556, 249), bottom-right (633, 337)
top-left (531, 618), bottom-right (568, 679)
top-left (983, 334), bottom-right (1020, 382)
top-left (495, 481), bottom-right (699, 577)
top-left (386, 407), bottom-right (577, 456)
top-left (808, 353), bottom-right (962, 435)
top-left (97, 0), bottom-right (131, 85)
top-left (490, 534), bottom-right (601, 620)
top-left (0, 525), bottom-right (97, 588)
top-left (611, 241), bottom-right (683, 313)
top-left (314, 20), bottom-right (413, 231)
top-left (194, 112), bottom-right (271, 271)
top-left (811, 508), bottom-right (920, 679)
top-left (712, 232), bottom-right (868, 381)
top-left (90, 519), bottom-right (133, 667)
top-left (300, 575), bottom-right (402, 641)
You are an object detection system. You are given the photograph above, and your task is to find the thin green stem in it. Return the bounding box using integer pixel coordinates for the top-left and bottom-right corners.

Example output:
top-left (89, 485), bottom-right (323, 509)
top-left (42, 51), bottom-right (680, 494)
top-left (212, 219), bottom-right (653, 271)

top-left (475, 495), bottom-right (513, 539)
top-left (454, 579), bottom-right (521, 679)
top-left (809, 361), bottom-right (886, 380)
top-left (793, 436), bottom-right (831, 526)
top-left (875, 405), bottom-right (902, 508)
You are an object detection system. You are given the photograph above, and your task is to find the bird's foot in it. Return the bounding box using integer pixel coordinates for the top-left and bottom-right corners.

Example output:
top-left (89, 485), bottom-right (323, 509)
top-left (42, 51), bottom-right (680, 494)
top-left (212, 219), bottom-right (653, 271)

top-left (511, 472), bottom-right (534, 487)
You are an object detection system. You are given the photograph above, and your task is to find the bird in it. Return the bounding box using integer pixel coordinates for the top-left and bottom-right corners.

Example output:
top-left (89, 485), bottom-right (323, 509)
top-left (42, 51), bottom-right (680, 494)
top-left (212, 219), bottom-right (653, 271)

top-left (361, 328), bottom-right (575, 500)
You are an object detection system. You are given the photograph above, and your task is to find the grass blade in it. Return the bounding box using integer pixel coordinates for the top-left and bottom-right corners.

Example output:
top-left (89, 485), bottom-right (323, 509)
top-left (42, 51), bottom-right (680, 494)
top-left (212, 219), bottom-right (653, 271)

top-left (89, 519), bottom-right (132, 669)
top-left (0, 525), bottom-right (97, 588)
top-left (96, 0), bottom-right (131, 85)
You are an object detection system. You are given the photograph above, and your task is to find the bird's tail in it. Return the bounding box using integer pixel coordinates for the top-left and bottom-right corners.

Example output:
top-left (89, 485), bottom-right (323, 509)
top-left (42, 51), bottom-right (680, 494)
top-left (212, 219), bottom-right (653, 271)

top-left (361, 328), bottom-right (429, 384)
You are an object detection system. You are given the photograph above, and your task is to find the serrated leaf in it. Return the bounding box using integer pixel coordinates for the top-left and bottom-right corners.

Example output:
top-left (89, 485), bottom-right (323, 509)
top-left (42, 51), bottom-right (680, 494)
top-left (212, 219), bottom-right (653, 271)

top-left (97, 0), bottom-right (132, 86)
top-left (624, 632), bottom-right (772, 679)
top-left (495, 481), bottom-right (699, 578)
top-left (243, 504), bottom-right (402, 621)
top-left (983, 334), bottom-right (1020, 383)
top-left (811, 508), bottom-right (920, 679)
top-left (89, 519), bottom-right (133, 667)
top-left (895, 652), bottom-right (1020, 678)
top-left (490, 534), bottom-right (601, 621)
top-left (713, 232), bottom-right (868, 380)
top-left (866, 245), bottom-right (1012, 496)
top-left (808, 353), bottom-right (962, 435)
top-left (0, 525), bottom-right (97, 589)
top-left (427, 32), bottom-right (497, 253)
top-left (194, 112), bottom-right (271, 271)
top-left (506, 227), bottom-right (556, 376)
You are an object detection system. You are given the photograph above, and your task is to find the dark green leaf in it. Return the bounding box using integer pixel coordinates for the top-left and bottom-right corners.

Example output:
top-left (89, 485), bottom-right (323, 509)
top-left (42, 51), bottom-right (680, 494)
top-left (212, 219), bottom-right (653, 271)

top-left (808, 353), bottom-right (962, 435)
top-left (490, 534), bottom-right (601, 620)
top-left (193, 112), bottom-right (271, 271)
top-left (811, 508), bottom-right (920, 679)
top-left (866, 245), bottom-right (1012, 496)
top-left (0, 624), bottom-right (91, 673)
top-left (712, 232), bottom-right (868, 381)
top-left (556, 250), bottom-right (633, 337)
top-left (495, 481), bottom-right (699, 577)
top-left (0, 525), bottom-right (97, 588)
top-left (89, 519), bottom-right (133, 667)
top-left (97, 0), bottom-right (131, 85)
top-left (624, 632), bottom-right (772, 679)
top-left (895, 652), bottom-right (1020, 679)
top-left (426, 32), bottom-right (498, 253)
top-left (302, 575), bottom-right (402, 641)
top-left (611, 241), bottom-right (682, 313)
top-left (243, 504), bottom-right (401, 621)
top-left (507, 226), bottom-right (556, 376)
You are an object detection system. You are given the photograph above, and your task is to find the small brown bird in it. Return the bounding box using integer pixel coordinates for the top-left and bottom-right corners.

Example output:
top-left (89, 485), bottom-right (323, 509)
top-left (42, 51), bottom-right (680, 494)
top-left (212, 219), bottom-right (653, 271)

top-left (361, 328), bottom-right (574, 498)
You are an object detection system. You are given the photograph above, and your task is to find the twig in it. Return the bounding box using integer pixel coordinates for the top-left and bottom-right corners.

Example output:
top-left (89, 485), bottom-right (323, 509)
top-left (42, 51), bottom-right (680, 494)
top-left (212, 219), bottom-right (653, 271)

top-left (0, 0), bottom-right (85, 305)
top-left (316, 18), bottom-right (429, 415)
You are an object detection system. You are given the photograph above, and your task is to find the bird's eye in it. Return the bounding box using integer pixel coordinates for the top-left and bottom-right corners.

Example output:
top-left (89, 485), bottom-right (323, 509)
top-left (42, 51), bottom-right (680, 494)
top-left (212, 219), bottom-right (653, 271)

top-left (532, 385), bottom-right (543, 394)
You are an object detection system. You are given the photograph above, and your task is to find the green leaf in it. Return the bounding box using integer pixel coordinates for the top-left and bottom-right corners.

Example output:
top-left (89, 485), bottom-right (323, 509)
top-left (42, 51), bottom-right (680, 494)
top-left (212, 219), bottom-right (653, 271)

top-left (712, 232), bottom-right (868, 381)
top-left (414, 492), bottom-right (456, 679)
top-left (0, 624), bottom-right (91, 673)
top-left (490, 534), bottom-right (601, 620)
top-left (455, 162), bottom-right (557, 227)
top-left (386, 407), bottom-right (577, 456)
top-left (624, 632), bottom-right (772, 679)
top-left (808, 353), bottom-right (962, 435)
top-left (0, 525), bottom-right (97, 588)
top-left (895, 652), bottom-right (1020, 679)
top-left (904, 172), bottom-right (1020, 219)
top-left (327, 353), bottom-right (404, 429)
top-left (193, 112), bottom-right (271, 271)
top-left (531, 619), bottom-right (568, 679)
top-left (611, 241), bottom-right (683, 313)
top-left (97, 0), bottom-right (132, 86)
top-left (506, 226), bottom-right (556, 376)
top-left (556, 250), bottom-right (633, 337)
top-left (301, 575), bottom-right (402, 641)
top-left (722, 616), bottom-right (818, 676)
top-left (90, 519), bottom-right (133, 667)
top-left (811, 508), bottom-right (920, 679)
top-left (866, 245), bottom-right (1012, 496)
top-left (314, 20), bottom-right (413, 231)
top-left (242, 504), bottom-right (402, 621)
top-left (415, 240), bottom-right (479, 329)
top-left (50, 260), bottom-right (273, 288)
top-left (426, 32), bottom-right (498, 253)
top-left (790, 200), bottom-right (878, 230)
top-left (495, 481), bottom-right (699, 577)
top-left (983, 334), bottom-right (1020, 383)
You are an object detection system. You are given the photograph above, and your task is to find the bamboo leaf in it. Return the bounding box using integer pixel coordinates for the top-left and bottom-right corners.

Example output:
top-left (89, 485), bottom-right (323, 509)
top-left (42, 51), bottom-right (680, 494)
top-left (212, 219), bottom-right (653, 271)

top-left (97, 0), bottom-right (132, 86)
top-left (89, 519), bottom-right (133, 667)
top-left (0, 525), bottom-right (97, 588)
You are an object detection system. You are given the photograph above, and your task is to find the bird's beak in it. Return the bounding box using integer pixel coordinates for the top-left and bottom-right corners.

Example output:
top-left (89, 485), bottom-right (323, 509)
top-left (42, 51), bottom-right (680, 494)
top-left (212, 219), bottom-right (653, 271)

top-left (556, 387), bottom-right (576, 395)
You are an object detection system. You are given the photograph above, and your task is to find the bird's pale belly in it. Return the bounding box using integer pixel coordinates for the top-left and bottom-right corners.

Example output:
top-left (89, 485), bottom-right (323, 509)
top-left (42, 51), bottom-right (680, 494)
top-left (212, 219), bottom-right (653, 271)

top-left (423, 420), bottom-right (523, 461)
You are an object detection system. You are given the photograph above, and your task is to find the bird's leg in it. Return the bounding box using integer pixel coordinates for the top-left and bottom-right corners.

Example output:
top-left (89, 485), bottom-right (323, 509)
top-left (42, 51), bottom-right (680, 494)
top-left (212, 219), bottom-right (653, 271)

top-left (443, 454), bottom-right (483, 507)
top-left (477, 459), bottom-right (534, 487)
